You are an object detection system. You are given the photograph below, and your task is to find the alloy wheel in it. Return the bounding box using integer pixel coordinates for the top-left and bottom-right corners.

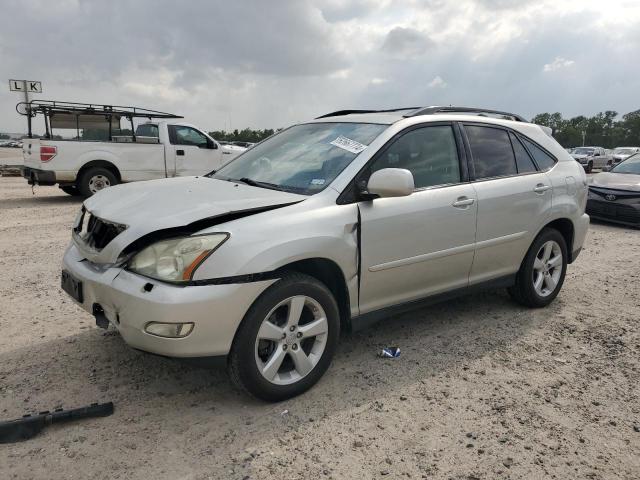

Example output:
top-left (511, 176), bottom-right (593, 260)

top-left (254, 295), bottom-right (328, 386)
top-left (532, 240), bottom-right (563, 297)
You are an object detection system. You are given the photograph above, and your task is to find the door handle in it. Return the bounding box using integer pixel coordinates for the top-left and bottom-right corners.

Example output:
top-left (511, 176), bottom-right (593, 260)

top-left (452, 197), bottom-right (475, 208)
top-left (533, 184), bottom-right (550, 193)
top-left (222, 151), bottom-right (231, 155)
top-left (176, 149), bottom-right (185, 156)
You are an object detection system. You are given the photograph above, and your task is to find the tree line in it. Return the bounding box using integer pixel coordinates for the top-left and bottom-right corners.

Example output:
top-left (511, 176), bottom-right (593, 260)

top-left (208, 128), bottom-right (278, 143)
top-left (532, 110), bottom-right (640, 149)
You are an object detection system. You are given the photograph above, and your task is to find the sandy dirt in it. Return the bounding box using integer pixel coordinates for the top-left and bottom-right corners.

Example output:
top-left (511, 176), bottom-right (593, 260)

top-left (0, 176), bottom-right (639, 480)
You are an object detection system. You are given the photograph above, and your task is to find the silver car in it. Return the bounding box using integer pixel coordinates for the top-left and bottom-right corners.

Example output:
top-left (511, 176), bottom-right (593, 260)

top-left (61, 106), bottom-right (590, 400)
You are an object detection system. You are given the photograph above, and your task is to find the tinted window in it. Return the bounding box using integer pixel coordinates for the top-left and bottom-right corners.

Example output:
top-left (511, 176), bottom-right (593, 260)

top-left (136, 124), bottom-right (159, 137)
top-left (521, 138), bottom-right (557, 170)
top-left (169, 125), bottom-right (208, 147)
top-left (367, 125), bottom-right (461, 189)
top-left (466, 125), bottom-right (517, 179)
top-left (509, 132), bottom-right (537, 173)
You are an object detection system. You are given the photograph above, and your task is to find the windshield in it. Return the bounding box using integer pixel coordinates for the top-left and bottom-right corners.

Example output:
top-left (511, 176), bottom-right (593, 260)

top-left (614, 148), bottom-right (637, 155)
top-left (611, 154), bottom-right (640, 174)
top-left (573, 147), bottom-right (594, 155)
top-left (213, 122), bottom-right (387, 195)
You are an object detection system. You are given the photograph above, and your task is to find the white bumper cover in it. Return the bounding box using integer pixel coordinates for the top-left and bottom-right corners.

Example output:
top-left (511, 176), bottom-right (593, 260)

top-left (62, 244), bottom-right (274, 357)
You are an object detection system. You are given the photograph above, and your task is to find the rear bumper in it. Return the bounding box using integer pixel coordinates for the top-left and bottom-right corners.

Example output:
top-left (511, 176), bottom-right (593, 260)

top-left (22, 167), bottom-right (56, 186)
top-left (570, 213), bottom-right (590, 262)
top-left (62, 243), bottom-right (276, 357)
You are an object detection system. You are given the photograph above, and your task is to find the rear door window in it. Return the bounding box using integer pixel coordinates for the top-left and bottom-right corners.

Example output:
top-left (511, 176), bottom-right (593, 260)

top-left (465, 125), bottom-right (517, 179)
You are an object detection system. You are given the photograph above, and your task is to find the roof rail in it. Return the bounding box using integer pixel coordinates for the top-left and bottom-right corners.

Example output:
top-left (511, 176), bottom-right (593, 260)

top-left (17, 100), bottom-right (183, 119)
top-left (406, 106), bottom-right (527, 122)
top-left (316, 107), bottom-right (420, 119)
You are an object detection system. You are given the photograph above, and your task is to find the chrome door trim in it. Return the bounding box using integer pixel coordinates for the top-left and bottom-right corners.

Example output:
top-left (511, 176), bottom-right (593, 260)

top-left (369, 242), bottom-right (475, 272)
top-left (474, 231), bottom-right (527, 250)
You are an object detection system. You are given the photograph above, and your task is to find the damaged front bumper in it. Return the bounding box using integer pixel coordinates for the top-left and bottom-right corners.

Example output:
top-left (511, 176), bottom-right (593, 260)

top-left (62, 244), bottom-right (275, 357)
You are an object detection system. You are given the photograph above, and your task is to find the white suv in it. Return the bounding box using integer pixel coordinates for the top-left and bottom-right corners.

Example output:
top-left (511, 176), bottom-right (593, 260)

top-left (61, 106), bottom-right (589, 400)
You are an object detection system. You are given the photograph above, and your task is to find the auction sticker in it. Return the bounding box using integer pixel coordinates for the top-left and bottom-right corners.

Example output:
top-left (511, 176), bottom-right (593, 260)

top-left (330, 136), bottom-right (367, 154)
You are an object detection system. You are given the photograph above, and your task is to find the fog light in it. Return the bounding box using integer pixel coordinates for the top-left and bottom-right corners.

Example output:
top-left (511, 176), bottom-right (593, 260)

top-left (144, 322), bottom-right (194, 338)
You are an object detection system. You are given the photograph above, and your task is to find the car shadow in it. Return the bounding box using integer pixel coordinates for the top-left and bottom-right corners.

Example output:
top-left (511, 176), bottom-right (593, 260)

top-left (0, 192), bottom-right (82, 210)
top-left (589, 217), bottom-right (640, 231)
top-left (0, 289), bottom-right (541, 453)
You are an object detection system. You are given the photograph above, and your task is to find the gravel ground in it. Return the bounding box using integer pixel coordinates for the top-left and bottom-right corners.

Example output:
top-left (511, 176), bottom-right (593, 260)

top-left (1, 176), bottom-right (639, 480)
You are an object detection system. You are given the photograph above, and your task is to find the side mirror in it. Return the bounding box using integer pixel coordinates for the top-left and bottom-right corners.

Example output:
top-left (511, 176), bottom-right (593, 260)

top-left (366, 168), bottom-right (414, 198)
top-left (594, 152), bottom-right (600, 157)
top-left (206, 138), bottom-right (217, 149)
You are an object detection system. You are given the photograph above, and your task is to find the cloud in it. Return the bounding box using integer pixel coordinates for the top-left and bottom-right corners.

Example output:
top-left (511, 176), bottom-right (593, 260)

top-left (1, 0), bottom-right (640, 135)
top-left (381, 27), bottom-right (435, 58)
top-left (543, 57), bottom-right (576, 72)
top-left (428, 76), bottom-right (447, 88)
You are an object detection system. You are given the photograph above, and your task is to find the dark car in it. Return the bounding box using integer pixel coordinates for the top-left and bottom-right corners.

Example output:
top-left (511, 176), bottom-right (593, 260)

top-left (586, 153), bottom-right (640, 227)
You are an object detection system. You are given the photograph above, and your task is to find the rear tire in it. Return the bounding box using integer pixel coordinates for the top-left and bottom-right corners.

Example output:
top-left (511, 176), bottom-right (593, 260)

top-left (59, 186), bottom-right (81, 196)
top-left (77, 167), bottom-right (118, 197)
top-left (228, 273), bottom-right (340, 401)
top-left (508, 228), bottom-right (568, 308)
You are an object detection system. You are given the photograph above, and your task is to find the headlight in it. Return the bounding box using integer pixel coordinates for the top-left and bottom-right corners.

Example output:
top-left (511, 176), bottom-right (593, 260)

top-left (128, 233), bottom-right (229, 282)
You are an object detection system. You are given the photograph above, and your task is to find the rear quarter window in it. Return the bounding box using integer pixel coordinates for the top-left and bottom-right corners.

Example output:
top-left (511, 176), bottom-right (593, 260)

top-left (520, 137), bottom-right (557, 171)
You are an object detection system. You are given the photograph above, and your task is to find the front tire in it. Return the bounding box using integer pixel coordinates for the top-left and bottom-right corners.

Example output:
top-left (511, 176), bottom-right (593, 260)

top-left (585, 161), bottom-right (593, 173)
top-left (228, 273), bottom-right (340, 401)
top-left (77, 167), bottom-right (118, 197)
top-left (508, 228), bottom-right (568, 308)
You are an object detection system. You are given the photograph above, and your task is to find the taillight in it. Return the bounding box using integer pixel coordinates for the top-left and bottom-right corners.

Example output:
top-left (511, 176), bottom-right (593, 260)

top-left (40, 145), bottom-right (57, 162)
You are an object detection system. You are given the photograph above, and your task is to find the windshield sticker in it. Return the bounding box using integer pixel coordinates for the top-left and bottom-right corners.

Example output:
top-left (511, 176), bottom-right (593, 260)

top-left (330, 136), bottom-right (368, 154)
top-left (310, 178), bottom-right (326, 186)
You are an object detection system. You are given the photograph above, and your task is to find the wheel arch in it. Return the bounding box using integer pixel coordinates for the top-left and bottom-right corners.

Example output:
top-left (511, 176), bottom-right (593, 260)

top-left (275, 257), bottom-right (352, 332)
top-left (77, 160), bottom-right (122, 183)
top-left (537, 217), bottom-right (576, 263)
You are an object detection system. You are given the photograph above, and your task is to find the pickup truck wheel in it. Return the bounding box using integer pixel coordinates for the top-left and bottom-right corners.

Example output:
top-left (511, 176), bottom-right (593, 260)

top-left (228, 273), bottom-right (340, 401)
top-left (59, 186), bottom-right (81, 196)
top-left (585, 161), bottom-right (593, 173)
top-left (78, 168), bottom-right (118, 197)
top-left (508, 228), bottom-right (567, 308)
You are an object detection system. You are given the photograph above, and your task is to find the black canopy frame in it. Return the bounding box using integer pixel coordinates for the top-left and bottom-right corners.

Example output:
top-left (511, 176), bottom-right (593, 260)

top-left (16, 100), bottom-right (183, 140)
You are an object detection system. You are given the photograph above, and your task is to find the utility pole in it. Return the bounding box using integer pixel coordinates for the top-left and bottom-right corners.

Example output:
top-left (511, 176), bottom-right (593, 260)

top-left (23, 80), bottom-right (31, 138)
top-left (582, 130), bottom-right (586, 146)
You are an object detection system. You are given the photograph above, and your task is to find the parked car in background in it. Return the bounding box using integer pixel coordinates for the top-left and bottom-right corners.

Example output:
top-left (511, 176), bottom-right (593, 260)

top-left (571, 146), bottom-right (610, 173)
top-left (60, 105), bottom-right (589, 400)
top-left (232, 141), bottom-right (256, 148)
top-left (586, 153), bottom-right (640, 227)
top-left (20, 101), bottom-right (246, 197)
top-left (565, 147), bottom-right (574, 154)
top-left (612, 147), bottom-right (640, 165)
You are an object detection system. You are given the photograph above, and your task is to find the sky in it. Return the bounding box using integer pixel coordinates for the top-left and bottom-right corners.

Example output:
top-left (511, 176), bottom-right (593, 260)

top-left (1, 0), bottom-right (639, 134)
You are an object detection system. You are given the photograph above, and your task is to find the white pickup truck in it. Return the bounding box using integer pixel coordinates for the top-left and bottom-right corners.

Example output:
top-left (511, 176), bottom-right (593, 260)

top-left (20, 101), bottom-right (245, 196)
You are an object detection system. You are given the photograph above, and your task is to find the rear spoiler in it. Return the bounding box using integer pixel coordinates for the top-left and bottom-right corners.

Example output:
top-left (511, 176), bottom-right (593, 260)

top-left (537, 125), bottom-right (553, 137)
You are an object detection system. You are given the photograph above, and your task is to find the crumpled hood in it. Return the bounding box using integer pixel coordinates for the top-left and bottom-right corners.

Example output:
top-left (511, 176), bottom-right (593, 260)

top-left (591, 172), bottom-right (640, 192)
top-left (78, 176), bottom-right (305, 263)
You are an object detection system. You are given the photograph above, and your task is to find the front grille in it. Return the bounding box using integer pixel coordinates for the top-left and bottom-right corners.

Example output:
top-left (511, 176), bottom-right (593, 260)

top-left (74, 209), bottom-right (127, 250)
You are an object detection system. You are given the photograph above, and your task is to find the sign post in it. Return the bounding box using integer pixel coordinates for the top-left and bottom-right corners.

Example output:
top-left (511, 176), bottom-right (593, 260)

top-left (9, 79), bottom-right (42, 138)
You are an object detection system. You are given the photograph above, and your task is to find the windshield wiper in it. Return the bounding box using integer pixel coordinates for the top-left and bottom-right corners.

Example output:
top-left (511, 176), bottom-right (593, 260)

top-left (233, 177), bottom-right (288, 191)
